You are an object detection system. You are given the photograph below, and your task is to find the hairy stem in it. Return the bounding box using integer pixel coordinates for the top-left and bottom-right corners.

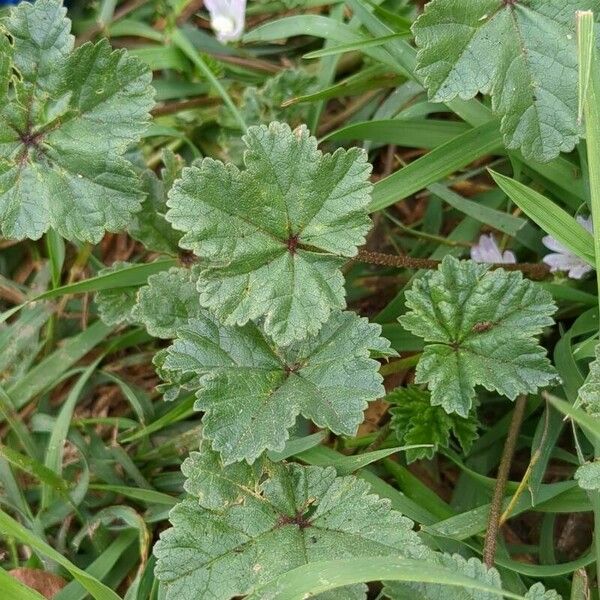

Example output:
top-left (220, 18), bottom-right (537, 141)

top-left (355, 249), bottom-right (550, 279)
top-left (483, 394), bottom-right (528, 567)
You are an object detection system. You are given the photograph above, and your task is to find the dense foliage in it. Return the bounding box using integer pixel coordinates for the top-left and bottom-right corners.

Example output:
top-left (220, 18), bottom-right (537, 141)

top-left (2, 1), bottom-right (600, 599)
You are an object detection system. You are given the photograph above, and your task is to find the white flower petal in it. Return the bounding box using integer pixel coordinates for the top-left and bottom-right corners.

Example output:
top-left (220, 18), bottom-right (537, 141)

top-left (543, 253), bottom-right (593, 279)
top-left (471, 234), bottom-right (502, 263)
top-left (205, 0), bottom-right (246, 42)
top-left (501, 250), bottom-right (517, 264)
top-left (541, 235), bottom-right (569, 254)
top-left (471, 234), bottom-right (516, 264)
top-left (568, 263), bottom-right (594, 279)
top-left (577, 215), bottom-right (594, 234)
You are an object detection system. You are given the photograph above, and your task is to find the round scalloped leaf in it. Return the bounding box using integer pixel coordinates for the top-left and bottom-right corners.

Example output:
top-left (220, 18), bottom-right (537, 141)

top-left (166, 121), bottom-right (373, 346)
top-left (154, 449), bottom-right (429, 600)
top-left (132, 267), bottom-right (202, 339)
top-left (0, 0), bottom-right (154, 242)
top-left (413, 0), bottom-right (600, 161)
top-left (160, 310), bottom-right (390, 463)
top-left (399, 256), bottom-right (558, 416)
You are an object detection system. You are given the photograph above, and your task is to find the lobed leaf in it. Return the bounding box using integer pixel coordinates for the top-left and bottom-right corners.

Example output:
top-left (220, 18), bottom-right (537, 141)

top-left (577, 342), bottom-right (600, 416)
top-left (413, 0), bottom-right (599, 161)
top-left (0, 0), bottom-right (154, 242)
top-left (95, 261), bottom-right (140, 326)
top-left (399, 256), bottom-right (558, 416)
top-left (133, 267), bottom-right (202, 339)
top-left (166, 121), bottom-right (373, 346)
top-left (388, 385), bottom-right (478, 463)
top-left (574, 461), bottom-right (600, 491)
top-left (127, 149), bottom-right (183, 254)
top-left (160, 310), bottom-right (391, 463)
top-left (154, 447), bottom-right (431, 600)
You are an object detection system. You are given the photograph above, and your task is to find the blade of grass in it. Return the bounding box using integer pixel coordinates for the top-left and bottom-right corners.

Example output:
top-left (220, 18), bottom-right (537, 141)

top-left (42, 359), bottom-right (101, 510)
top-left (0, 567), bottom-right (47, 600)
top-left (490, 170), bottom-right (595, 264)
top-left (0, 509), bottom-right (122, 600)
top-left (574, 24), bottom-right (600, 587)
top-left (296, 445), bottom-right (431, 475)
top-left (246, 557), bottom-right (527, 600)
top-left (322, 118), bottom-right (470, 149)
top-left (6, 321), bottom-right (113, 411)
top-left (54, 532), bottom-right (137, 600)
top-left (0, 259), bottom-right (176, 324)
top-left (303, 32), bottom-right (407, 59)
top-left (171, 28), bottom-right (246, 131)
top-left (370, 121), bottom-right (503, 211)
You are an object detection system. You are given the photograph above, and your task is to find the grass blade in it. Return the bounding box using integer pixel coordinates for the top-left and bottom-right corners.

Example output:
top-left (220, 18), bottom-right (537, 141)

top-left (0, 509), bottom-right (122, 600)
top-left (245, 557), bottom-right (526, 600)
top-left (490, 170), bottom-right (595, 263)
top-left (370, 121), bottom-right (503, 211)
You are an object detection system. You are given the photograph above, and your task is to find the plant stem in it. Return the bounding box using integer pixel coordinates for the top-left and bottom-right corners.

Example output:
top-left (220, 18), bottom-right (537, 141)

top-left (482, 394), bottom-right (527, 567)
top-left (355, 249), bottom-right (549, 279)
top-left (579, 11), bottom-right (600, 589)
top-left (171, 28), bottom-right (247, 133)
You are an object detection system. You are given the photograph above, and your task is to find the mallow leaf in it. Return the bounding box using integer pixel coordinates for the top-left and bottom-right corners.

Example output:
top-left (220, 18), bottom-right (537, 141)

top-left (160, 309), bottom-right (391, 463)
top-left (127, 149), bottom-right (183, 254)
top-left (384, 555), bottom-right (560, 600)
top-left (0, 0), bottom-right (154, 242)
top-left (388, 386), bottom-right (478, 463)
top-left (399, 256), bottom-right (558, 416)
top-left (412, 0), bottom-right (598, 161)
top-left (154, 447), bottom-right (430, 600)
top-left (132, 267), bottom-right (202, 339)
top-left (384, 553), bottom-right (501, 600)
top-left (166, 121), bottom-right (373, 346)
top-left (95, 261), bottom-right (140, 326)
top-left (577, 342), bottom-right (600, 416)
top-left (574, 461), bottom-right (600, 491)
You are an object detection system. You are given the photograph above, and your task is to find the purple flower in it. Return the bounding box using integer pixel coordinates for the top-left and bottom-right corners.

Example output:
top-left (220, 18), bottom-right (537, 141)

top-left (471, 234), bottom-right (516, 264)
top-left (205, 0), bottom-right (246, 42)
top-left (542, 216), bottom-right (594, 280)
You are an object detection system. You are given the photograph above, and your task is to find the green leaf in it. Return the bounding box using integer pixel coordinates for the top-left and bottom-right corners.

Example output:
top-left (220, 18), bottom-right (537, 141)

top-left (127, 149), bottom-right (183, 254)
top-left (247, 557), bottom-right (529, 600)
top-left (388, 385), bottom-right (478, 463)
top-left (524, 583), bottom-right (561, 600)
top-left (95, 261), bottom-right (140, 326)
top-left (154, 448), bottom-right (430, 600)
top-left (384, 553), bottom-right (501, 599)
top-left (166, 122), bottom-right (373, 346)
top-left (577, 342), bottom-right (600, 416)
top-left (0, 508), bottom-right (122, 600)
top-left (399, 256), bottom-right (558, 416)
top-left (242, 69), bottom-right (317, 127)
top-left (132, 267), bottom-right (201, 339)
top-left (160, 310), bottom-right (390, 463)
top-left (0, 0), bottom-right (154, 242)
top-left (574, 461), bottom-right (600, 491)
top-left (490, 170), bottom-right (595, 264)
top-left (412, 0), bottom-right (592, 161)
top-left (384, 556), bottom-right (560, 600)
